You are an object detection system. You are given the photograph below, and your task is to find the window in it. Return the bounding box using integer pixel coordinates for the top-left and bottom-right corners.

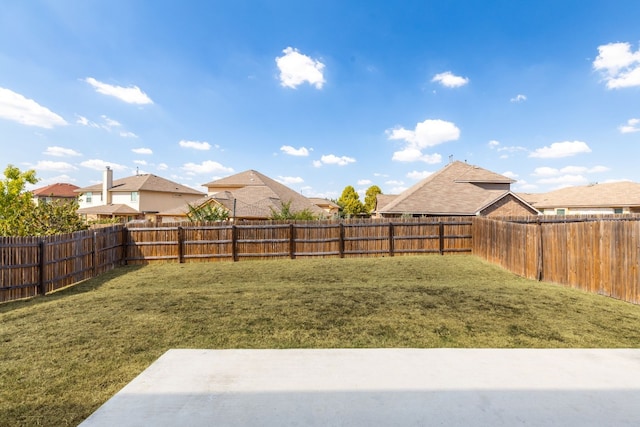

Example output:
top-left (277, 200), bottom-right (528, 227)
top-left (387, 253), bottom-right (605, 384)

top-left (556, 208), bottom-right (565, 216)
top-left (131, 191), bottom-right (138, 202)
top-left (86, 192), bottom-right (92, 203)
top-left (614, 208), bottom-right (623, 214)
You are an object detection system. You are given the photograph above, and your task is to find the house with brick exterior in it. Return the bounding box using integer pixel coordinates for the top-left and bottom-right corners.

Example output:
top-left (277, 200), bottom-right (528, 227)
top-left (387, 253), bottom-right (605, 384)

top-left (374, 161), bottom-right (538, 218)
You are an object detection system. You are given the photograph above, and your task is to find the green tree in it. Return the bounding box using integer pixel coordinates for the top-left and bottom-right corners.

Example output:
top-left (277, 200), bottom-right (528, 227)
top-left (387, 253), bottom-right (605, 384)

top-left (337, 185), bottom-right (365, 217)
top-left (29, 199), bottom-right (88, 235)
top-left (0, 165), bottom-right (39, 236)
top-left (364, 185), bottom-right (382, 214)
top-left (269, 200), bottom-right (317, 220)
top-left (0, 165), bottom-right (88, 236)
top-left (186, 203), bottom-right (230, 222)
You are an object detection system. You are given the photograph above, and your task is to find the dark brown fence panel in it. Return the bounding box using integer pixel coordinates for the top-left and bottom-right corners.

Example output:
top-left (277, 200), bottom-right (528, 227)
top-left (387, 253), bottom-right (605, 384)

top-left (181, 224), bottom-right (234, 262)
top-left (292, 222), bottom-right (341, 258)
top-left (126, 227), bottom-right (180, 264)
top-left (1, 225), bottom-right (125, 303)
top-left (235, 223), bottom-right (291, 260)
top-left (0, 236), bottom-right (40, 302)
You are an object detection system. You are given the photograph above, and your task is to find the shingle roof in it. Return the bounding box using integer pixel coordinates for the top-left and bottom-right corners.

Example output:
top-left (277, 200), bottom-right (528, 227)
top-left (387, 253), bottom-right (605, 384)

top-left (75, 174), bottom-right (205, 195)
top-left (31, 183), bottom-right (79, 198)
top-left (202, 170), bottom-right (326, 218)
top-left (520, 181), bottom-right (640, 208)
top-left (77, 204), bottom-right (140, 215)
top-left (376, 161), bottom-right (525, 215)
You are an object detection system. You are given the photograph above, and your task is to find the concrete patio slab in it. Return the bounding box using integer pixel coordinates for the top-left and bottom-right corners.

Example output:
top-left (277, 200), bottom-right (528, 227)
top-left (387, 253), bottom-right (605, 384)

top-left (80, 349), bottom-right (640, 426)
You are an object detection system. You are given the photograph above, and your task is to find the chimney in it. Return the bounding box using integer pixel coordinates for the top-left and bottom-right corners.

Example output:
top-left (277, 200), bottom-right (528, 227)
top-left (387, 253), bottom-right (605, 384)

top-left (102, 166), bottom-right (113, 204)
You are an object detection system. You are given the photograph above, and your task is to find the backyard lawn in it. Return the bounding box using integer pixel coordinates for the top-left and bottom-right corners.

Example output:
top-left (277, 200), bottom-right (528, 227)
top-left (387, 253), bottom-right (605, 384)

top-left (2, 255), bottom-right (640, 426)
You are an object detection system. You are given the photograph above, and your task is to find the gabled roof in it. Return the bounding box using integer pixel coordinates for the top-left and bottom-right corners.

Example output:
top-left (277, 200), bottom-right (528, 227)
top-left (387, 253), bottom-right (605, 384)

top-left (521, 181), bottom-right (640, 209)
top-left (31, 183), bottom-right (79, 198)
top-left (202, 170), bottom-right (325, 218)
top-left (75, 174), bottom-right (204, 196)
top-left (308, 198), bottom-right (340, 209)
top-left (376, 161), bottom-right (525, 215)
top-left (77, 204), bottom-right (140, 215)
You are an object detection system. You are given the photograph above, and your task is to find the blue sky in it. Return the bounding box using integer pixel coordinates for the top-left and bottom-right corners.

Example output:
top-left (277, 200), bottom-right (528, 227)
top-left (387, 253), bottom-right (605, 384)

top-left (1, 0), bottom-right (639, 199)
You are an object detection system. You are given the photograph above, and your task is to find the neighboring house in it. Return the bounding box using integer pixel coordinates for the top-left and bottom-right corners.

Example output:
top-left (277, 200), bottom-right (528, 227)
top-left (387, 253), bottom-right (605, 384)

top-left (75, 167), bottom-right (205, 222)
top-left (31, 183), bottom-right (80, 204)
top-left (520, 181), bottom-right (640, 215)
top-left (182, 169), bottom-right (327, 220)
top-left (374, 161), bottom-right (539, 217)
top-left (308, 198), bottom-right (340, 217)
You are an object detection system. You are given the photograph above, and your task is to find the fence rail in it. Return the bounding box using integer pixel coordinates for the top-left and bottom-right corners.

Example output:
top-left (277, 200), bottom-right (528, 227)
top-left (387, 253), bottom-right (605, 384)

top-left (4, 215), bottom-right (640, 305)
top-left (1, 218), bottom-right (471, 303)
top-left (472, 215), bottom-right (640, 305)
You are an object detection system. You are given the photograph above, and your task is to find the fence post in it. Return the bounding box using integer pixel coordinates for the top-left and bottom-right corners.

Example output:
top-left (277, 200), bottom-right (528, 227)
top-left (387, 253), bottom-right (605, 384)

top-left (177, 226), bottom-right (184, 263)
top-left (536, 219), bottom-right (543, 281)
top-left (92, 231), bottom-right (98, 277)
top-left (38, 239), bottom-right (46, 295)
top-left (339, 223), bottom-right (345, 258)
top-left (122, 225), bottom-right (128, 265)
top-left (388, 223), bottom-right (395, 256)
top-left (439, 222), bottom-right (445, 255)
top-left (232, 224), bottom-right (238, 262)
top-left (289, 223), bottom-right (296, 260)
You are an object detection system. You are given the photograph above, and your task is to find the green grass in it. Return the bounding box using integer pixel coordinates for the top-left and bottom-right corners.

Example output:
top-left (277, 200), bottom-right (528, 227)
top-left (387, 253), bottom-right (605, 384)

top-left (2, 255), bottom-right (640, 426)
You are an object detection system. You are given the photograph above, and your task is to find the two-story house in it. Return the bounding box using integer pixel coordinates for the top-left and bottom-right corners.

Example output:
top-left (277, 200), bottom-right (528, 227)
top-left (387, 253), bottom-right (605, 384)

top-left (75, 167), bottom-right (205, 222)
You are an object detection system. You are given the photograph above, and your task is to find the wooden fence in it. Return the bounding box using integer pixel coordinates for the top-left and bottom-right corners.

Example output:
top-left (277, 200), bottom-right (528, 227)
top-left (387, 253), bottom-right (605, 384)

top-left (0, 225), bottom-right (125, 303)
top-left (0, 218), bottom-right (471, 302)
top-left (473, 215), bottom-right (640, 305)
top-left (125, 218), bottom-right (473, 264)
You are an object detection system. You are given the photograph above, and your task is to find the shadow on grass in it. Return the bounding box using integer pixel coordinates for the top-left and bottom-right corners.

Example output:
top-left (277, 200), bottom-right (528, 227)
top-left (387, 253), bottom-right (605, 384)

top-left (0, 265), bottom-right (145, 313)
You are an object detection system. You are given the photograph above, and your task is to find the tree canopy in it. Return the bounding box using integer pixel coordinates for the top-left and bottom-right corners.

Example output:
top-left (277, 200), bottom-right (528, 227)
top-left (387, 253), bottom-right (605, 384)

top-left (0, 165), bottom-right (87, 236)
top-left (186, 202), bottom-right (230, 222)
top-left (337, 185), bottom-right (365, 217)
top-left (364, 185), bottom-right (382, 214)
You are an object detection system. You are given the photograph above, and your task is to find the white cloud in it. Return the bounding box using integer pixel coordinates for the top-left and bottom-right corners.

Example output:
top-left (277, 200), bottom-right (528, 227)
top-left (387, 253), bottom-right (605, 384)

top-left (32, 161), bottom-right (77, 172)
top-left (406, 170), bottom-right (433, 180)
top-left (593, 42), bottom-right (640, 89)
top-left (533, 165), bottom-right (609, 177)
top-left (510, 94), bottom-right (527, 103)
top-left (35, 174), bottom-right (76, 185)
top-left (512, 180), bottom-right (538, 191)
top-left (385, 180), bottom-right (404, 186)
top-left (76, 114), bottom-right (136, 137)
top-left (498, 145), bottom-right (528, 153)
top-left (132, 148), bottom-right (153, 155)
top-left (502, 171), bottom-right (518, 179)
top-left (431, 71), bottom-right (469, 88)
top-left (120, 131), bottom-right (138, 138)
top-left (529, 141), bottom-right (591, 158)
top-left (537, 174), bottom-right (589, 186)
top-left (318, 154), bottom-right (356, 166)
top-left (277, 176), bottom-right (304, 185)
top-left (280, 145), bottom-right (310, 156)
top-left (392, 149), bottom-right (442, 164)
top-left (276, 47), bottom-right (326, 89)
top-left (182, 160), bottom-right (234, 175)
top-left (179, 140), bottom-right (211, 150)
top-left (133, 160), bottom-right (147, 165)
top-left (488, 140), bottom-right (500, 148)
top-left (0, 87), bottom-right (67, 128)
top-left (357, 179), bottom-right (373, 186)
top-left (619, 118), bottom-right (640, 133)
top-left (85, 77), bottom-right (153, 104)
top-left (157, 163), bottom-right (168, 171)
top-left (80, 159), bottom-right (127, 171)
top-left (312, 160), bottom-right (322, 168)
top-left (387, 118), bottom-right (459, 164)
top-left (43, 146), bottom-right (81, 157)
